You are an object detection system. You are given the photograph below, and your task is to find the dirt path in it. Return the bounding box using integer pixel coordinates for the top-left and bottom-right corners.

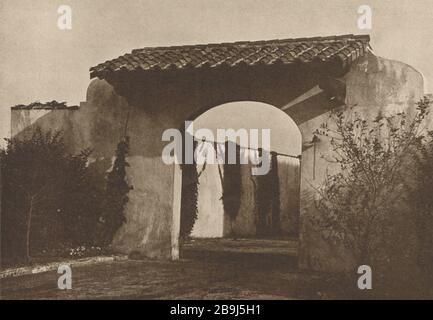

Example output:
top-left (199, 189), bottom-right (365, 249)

top-left (1, 239), bottom-right (324, 299)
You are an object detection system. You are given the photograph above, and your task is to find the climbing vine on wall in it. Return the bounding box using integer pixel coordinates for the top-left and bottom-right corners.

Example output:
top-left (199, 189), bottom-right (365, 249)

top-left (255, 151), bottom-right (280, 237)
top-left (270, 152), bottom-right (281, 235)
top-left (97, 137), bottom-right (132, 245)
top-left (180, 140), bottom-right (199, 238)
top-left (221, 141), bottom-right (242, 221)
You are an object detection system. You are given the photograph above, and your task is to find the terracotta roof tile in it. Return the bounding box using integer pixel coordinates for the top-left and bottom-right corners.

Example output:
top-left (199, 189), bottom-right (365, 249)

top-left (11, 101), bottom-right (79, 110)
top-left (90, 34), bottom-right (370, 79)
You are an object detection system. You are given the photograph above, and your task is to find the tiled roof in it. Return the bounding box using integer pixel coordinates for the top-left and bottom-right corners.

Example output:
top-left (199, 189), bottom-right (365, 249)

top-left (11, 101), bottom-right (79, 110)
top-left (90, 34), bottom-right (370, 79)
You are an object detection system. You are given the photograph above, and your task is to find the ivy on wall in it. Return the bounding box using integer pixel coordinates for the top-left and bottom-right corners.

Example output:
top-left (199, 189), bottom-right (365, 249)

top-left (221, 141), bottom-right (242, 221)
top-left (180, 139), bottom-right (199, 238)
top-left (97, 136), bottom-right (132, 245)
top-left (255, 151), bottom-right (280, 237)
top-left (270, 152), bottom-right (281, 235)
top-left (178, 140), bottom-right (281, 239)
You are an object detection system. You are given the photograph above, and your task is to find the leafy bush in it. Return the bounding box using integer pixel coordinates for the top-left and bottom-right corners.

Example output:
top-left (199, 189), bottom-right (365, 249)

top-left (0, 129), bottom-right (102, 264)
top-left (311, 97), bottom-right (433, 297)
top-left (313, 99), bottom-right (430, 265)
top-left (407, 113), bottom-right (433, 284)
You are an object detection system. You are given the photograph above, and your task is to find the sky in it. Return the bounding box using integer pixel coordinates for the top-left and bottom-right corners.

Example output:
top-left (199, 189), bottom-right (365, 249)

top-left (1, 0), bottom-right (433, 143)
top-left (192, 102), bottom-right (302, 155)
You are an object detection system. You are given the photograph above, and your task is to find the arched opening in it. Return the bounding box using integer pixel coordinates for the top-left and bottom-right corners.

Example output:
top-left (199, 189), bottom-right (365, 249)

top-left (176, 101), bottom-right (302, 261)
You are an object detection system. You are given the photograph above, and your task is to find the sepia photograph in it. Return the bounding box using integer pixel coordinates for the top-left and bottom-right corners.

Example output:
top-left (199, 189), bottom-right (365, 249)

top-left (0, 0), bottom-right (433, 306)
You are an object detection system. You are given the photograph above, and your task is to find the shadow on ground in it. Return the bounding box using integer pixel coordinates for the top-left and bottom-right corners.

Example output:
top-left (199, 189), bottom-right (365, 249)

top-left (1, 238), bottom-right (326, 299)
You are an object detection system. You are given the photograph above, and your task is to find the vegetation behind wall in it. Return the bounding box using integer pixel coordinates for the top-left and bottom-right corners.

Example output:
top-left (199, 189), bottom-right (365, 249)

top-left (0, 129), bottom-right (130, 266)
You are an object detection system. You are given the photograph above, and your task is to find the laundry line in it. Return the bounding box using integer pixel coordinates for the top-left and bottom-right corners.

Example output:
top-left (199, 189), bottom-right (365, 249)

top-left (191, 137), bottom-right (302, 160)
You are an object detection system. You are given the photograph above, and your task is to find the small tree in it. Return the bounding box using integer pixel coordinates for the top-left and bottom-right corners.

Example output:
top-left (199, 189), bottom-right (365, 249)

top-left (312, 98), bottom-right (430, 267)
top-left (0, 129), bottom-right (99, 263)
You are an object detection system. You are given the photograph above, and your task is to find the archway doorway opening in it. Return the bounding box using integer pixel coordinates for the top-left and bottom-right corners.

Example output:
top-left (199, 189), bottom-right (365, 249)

top-left (178, 101), bottom-right (302, 264)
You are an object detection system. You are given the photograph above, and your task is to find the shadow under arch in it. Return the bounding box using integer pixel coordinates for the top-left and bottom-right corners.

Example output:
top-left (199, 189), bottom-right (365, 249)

top-left (173, 101), bottom-right (303, 259)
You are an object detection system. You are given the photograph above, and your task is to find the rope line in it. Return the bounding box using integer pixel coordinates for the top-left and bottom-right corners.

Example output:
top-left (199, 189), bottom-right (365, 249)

top-left (192, 137), bottom-right (302, 160)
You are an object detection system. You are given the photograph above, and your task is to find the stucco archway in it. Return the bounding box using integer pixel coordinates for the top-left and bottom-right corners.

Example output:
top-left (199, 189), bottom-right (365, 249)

top-left (172, 101), bottom-right (302, 258)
